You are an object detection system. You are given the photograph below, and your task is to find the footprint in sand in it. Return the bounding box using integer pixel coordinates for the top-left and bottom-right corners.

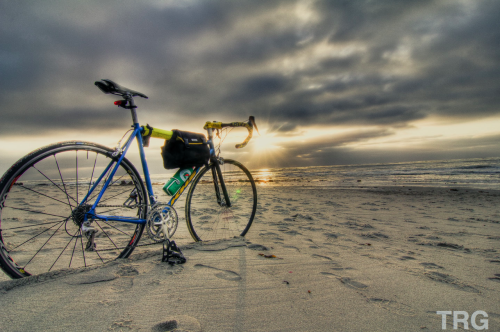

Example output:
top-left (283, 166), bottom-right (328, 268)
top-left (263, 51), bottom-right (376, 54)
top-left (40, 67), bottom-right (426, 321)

top-left (109, 319), bottom-right (135, 331)
top-left (488, 274), bottom-right (500, 282)
top-left (324, 232), bottom-right (339, 239)
top-left (283, 245), bottom-right (300, 252)
top-left (115, 265), bottom-right (139, 277)
top-left (65, 270), bottom-right (117, 285)
top-left (339, 277), bottom-right (368, 289)
top-left (103, 265), bottom-right (139, 293)
top-left (425, 271), bottom-right (480, 293)
top-left (311, 254), bottom-right (333, 261)
top-left (98, 299), bottom-right (120, 306)
top-left (247, 243), bottom-right (269, 251)
top-left (367, 298), bottom-right (416, 317)
top-left (420, 262), bottom-right (443, 269)
top-left (320, 272), bottom-right (340, 277)
top-left (111, 277), bottom-right (134, 293)
top-left (331, 267), bottom-right (353, 271)
top-left (194, 264), bottom-right (241, 281)
top-left (151, 315), bottom-right (201, 332)
top-left (399, 256), bottom-right (416, 261)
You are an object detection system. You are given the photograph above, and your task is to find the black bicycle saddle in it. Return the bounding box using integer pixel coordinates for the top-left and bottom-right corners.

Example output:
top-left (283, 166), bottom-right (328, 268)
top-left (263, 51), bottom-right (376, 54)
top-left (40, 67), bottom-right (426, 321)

top-left (95, 79), bottom-right (148, 99)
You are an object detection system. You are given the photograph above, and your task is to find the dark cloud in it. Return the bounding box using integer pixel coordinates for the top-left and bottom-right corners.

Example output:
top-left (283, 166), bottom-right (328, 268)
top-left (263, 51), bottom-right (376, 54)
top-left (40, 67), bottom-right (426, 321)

top-left (255, 131), bottom-right (500, 168)
top-left (1, 0), bottom-right (499, 166)
top-left (229, 74), bottom-right (294, 101)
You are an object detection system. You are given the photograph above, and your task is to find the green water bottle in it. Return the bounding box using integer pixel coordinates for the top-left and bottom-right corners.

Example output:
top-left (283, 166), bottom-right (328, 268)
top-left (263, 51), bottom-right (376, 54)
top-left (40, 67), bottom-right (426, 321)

top-left (163, 168), bottom-right (195, 196)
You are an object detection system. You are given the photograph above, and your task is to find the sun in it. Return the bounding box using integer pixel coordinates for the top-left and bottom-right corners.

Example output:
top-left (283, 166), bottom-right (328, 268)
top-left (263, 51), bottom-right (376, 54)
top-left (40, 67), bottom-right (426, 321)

top-left (251, 135), bottom-right (280, 153)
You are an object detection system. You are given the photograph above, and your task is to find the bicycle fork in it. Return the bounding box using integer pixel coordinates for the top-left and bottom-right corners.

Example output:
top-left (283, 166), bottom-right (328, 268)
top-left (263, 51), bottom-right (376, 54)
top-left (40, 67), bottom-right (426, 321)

top-left (211, 160), bottom-right (232, 208)
top-left (206, 127), bottom-right (231, 208)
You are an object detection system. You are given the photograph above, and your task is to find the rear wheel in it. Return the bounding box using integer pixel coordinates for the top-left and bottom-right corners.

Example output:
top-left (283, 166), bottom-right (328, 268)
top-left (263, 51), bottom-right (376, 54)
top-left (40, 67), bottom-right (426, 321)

top-left (185, 159), bottom-right (257, 241)
top-left (0, 142), bottom-right (147, 278)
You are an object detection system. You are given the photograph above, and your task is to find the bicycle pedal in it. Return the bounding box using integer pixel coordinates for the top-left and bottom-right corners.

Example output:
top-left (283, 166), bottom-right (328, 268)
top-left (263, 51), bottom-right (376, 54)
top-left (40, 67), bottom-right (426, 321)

top-left (162, 240), bottom-right (186, 265)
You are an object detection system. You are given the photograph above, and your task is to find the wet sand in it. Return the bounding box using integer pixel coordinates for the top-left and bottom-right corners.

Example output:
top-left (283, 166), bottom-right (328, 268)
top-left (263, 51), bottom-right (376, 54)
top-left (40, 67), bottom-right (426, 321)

top-left (0, 186), bottom-right (499, 331)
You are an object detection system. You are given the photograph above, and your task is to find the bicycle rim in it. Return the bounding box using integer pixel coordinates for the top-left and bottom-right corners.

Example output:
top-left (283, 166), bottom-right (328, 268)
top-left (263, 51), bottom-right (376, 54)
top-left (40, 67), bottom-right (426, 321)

top-left (185, 159), bottom-right (257, 242)
top-left (0, 142), bottom-right (146, 278)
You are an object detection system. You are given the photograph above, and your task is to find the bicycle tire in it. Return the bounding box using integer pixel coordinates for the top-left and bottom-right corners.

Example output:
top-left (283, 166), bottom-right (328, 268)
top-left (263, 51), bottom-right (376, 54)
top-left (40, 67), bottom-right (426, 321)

top-left (185, 159), bottom-right (257, 242)
top-left (0, 141), bottom-right (147, 279)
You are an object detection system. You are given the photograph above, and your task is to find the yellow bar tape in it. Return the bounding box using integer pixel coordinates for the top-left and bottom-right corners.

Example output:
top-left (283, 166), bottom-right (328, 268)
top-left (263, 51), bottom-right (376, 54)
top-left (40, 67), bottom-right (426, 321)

top-left (203, 121), bottom-right (222, 129)
top-left (142, 126), bottom-right (173, 140)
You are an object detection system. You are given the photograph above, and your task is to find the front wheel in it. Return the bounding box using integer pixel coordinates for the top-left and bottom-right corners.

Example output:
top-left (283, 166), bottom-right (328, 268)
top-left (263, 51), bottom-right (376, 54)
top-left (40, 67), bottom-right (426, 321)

top-left (185, 159), bottom-right (257, 242)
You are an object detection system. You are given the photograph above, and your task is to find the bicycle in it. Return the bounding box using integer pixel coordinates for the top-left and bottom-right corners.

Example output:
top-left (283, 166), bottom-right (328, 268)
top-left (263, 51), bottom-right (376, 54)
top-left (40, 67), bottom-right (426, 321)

top-left (0, 79), bottom-right (258, 279)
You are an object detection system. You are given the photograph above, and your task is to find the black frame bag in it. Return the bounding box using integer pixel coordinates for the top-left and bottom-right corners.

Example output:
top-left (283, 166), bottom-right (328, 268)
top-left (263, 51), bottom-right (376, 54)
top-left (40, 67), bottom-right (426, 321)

top-left (161, 130), bottom-right (210, 169)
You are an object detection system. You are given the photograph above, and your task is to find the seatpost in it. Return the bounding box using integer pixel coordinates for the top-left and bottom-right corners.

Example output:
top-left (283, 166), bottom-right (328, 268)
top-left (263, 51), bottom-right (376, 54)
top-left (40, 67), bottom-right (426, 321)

top-left (127, 94), bottom-right (139, 124)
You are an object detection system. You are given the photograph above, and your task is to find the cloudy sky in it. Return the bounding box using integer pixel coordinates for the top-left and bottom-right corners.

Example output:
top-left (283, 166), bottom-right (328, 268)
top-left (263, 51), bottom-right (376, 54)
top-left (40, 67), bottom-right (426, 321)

top-left (1, 0), bottom-right (499, 173)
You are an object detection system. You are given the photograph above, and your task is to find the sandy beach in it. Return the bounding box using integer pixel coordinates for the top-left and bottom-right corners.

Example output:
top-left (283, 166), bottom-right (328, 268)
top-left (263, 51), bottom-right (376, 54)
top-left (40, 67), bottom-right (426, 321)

top-left (0, 185), bottom-right (499, 331)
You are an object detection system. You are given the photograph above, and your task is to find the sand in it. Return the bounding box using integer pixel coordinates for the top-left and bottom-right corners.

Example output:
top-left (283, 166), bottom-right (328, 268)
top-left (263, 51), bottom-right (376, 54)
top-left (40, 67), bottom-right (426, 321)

top-left (0, 185), bottom-right (499, 331)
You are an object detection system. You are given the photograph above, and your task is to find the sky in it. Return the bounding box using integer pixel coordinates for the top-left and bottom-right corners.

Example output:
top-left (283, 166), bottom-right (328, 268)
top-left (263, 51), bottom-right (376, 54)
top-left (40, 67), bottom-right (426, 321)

top-left (1, 0), bottom-right (499, 173)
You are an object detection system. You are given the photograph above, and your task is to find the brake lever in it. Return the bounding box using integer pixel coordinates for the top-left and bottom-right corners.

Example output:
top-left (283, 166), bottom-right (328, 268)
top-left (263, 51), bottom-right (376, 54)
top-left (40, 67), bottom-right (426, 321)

top-left (249, 116), bottom-right (259, 135)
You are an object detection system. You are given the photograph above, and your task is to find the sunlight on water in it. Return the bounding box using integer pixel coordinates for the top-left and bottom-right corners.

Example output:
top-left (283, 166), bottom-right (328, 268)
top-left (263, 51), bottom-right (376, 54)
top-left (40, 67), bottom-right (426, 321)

top-left (150, 158), bottom-right (499, 190)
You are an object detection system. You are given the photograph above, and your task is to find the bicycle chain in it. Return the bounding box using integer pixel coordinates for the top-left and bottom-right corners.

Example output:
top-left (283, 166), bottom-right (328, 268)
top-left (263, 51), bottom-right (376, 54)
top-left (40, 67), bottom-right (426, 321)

top-left (97, 241), bottom-right (162, 251)
top-left (94, 204), bottom-right (147, 209)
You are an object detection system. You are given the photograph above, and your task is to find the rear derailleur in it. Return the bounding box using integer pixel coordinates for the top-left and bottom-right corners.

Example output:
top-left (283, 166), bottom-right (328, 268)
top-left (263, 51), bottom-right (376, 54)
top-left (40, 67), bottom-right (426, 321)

top-left (81, 220), bottom-right (97, 252)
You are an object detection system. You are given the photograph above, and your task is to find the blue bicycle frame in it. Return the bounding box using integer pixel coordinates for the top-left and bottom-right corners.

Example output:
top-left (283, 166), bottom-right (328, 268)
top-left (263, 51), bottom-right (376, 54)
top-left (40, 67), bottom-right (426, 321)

top-left (80, 125), bottom-right (203, 225)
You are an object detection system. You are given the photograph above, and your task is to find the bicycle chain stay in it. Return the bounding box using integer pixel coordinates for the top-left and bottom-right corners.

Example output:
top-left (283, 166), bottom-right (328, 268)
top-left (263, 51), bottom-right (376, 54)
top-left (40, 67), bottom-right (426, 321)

top-left (93, 203), bottom-right (145, 209)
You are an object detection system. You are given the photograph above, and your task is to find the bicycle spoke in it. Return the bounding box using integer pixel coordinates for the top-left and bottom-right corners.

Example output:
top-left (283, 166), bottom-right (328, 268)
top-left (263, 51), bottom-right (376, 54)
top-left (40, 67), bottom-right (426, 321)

top-left (80, 232), bottom-right (87, 267)
top-left (108, 172), bottom-right (129, 188)
top-left (76, 150), bottom-right (79, 204)
top-left (48, 233), bottom-right (76, 272)
top-left (89, 172), bottom-right (130, 205)
top-left (210, 212), bottom-right (223, 239)
top-left (87, 164), bottom-right (115, 203)
top-left (54, 154), bottom-right (76, 210)
top-left (94, 220), bottom-right (119, 250)
top-left (4, 220), bottom-right (68, 231)
top-left (87, 152), bottom-right (98, 197)
top-left (69, 230), bottom-right (79, 268)
top-left (99, 188), bottom-right (135, 204)
top-left (98, 219), bottom-right (130, 236)
top-left (9, 219), bottom-right (67, 251)
top-left (23, 220), bottom-right (66, 269)
top-left (17, 185), bottom-right (73, 208)
top-left (34, 164), bottom-right (77, 205)
top-left (4, 205), bottom-right (71, 219)
top-left (93, 247), bottom-right (104, 263)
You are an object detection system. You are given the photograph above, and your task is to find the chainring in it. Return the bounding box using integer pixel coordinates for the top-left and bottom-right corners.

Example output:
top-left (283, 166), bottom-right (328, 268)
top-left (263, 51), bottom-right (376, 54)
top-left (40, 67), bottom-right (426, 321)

top-left (146, 204), bottom-right (178, 242)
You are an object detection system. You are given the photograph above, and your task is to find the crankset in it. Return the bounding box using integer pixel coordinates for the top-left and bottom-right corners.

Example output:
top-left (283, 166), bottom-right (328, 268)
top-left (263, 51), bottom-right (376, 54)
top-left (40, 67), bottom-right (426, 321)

top-left (146, 203), bottom-right (178, 242)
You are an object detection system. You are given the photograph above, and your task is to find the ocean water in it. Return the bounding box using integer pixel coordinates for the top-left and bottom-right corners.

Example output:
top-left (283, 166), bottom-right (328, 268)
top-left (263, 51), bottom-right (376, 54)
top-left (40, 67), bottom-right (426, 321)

top-left (149, 158), bottom-right (500, 190)
top-left (249, 157), bottom-right (500, 190)
top-left (8, 157), bottom-right (499, 191)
